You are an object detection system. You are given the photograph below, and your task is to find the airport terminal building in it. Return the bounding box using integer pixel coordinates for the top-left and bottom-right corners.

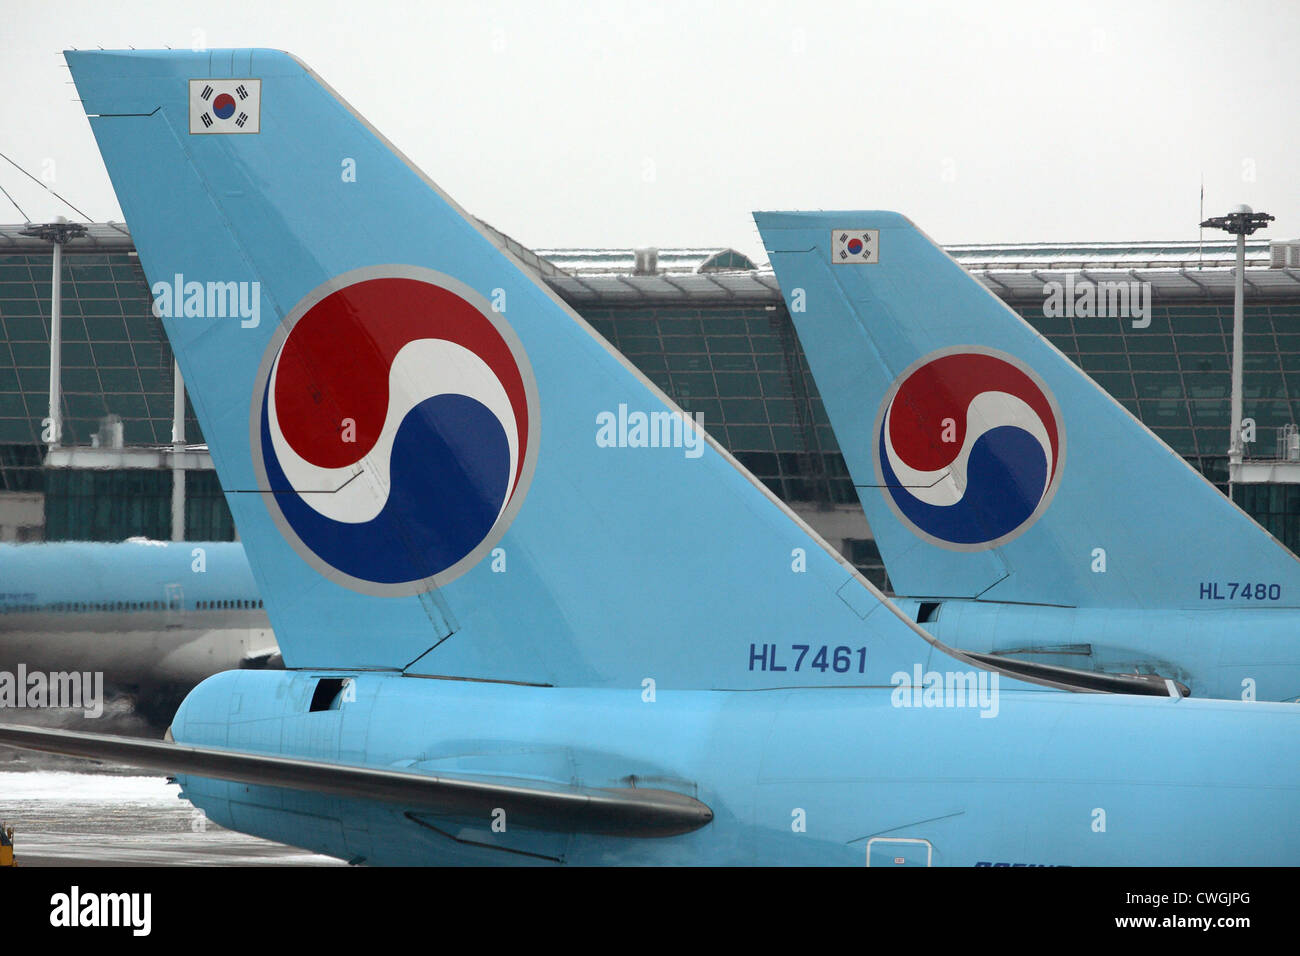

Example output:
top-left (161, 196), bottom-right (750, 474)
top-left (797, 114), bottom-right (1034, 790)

top-left (1, 221), bottom-right (1298, 590)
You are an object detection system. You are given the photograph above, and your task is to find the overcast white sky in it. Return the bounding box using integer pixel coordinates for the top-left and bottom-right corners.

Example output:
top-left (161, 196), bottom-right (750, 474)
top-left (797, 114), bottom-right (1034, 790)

top-left (2, 0), bottom-right (1297, 260)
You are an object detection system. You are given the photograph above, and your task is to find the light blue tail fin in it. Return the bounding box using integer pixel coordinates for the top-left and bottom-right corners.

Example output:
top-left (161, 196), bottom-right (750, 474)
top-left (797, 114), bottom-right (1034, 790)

top-left (755, 211), bottom-right (1300, 610)
top-left (64, 50), bottom-right (950, 689)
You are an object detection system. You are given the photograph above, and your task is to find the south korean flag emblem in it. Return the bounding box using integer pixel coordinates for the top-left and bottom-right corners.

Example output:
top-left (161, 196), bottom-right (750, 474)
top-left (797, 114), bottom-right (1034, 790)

top-left (832, 229), bottom-right (879, 264)
top-left (189, 79), bottom-right (261, 135)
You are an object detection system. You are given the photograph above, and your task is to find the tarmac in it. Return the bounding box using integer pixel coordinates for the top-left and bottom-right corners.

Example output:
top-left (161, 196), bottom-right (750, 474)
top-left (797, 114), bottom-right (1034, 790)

top-left (0, 698), bottom-right (342, 866)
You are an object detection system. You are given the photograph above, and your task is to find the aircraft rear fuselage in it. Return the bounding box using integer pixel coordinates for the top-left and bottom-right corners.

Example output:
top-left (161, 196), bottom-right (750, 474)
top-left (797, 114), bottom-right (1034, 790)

top-left (170, 669), bottom-right (1300, 866)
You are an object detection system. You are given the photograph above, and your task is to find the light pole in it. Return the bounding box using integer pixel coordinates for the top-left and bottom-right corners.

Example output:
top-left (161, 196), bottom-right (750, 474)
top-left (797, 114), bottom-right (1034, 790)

top-left (1199, 205), bottom-right (1273, 495)
top-left (19, 218), bottom-right (87, 449)
top-left (172, 360), bottom-right (187, 542)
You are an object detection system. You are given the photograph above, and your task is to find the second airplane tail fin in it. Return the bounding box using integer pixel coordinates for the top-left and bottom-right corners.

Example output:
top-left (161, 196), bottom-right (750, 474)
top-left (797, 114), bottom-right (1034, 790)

top-left (755, 211), bottom-right (1300, 609)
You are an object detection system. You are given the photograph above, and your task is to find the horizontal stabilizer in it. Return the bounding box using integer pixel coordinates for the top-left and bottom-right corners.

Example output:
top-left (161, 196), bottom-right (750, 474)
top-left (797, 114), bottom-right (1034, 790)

top-left (0, 724), bottom-right (712, 838)
top-left (962, 652), bottom-right (1185, 697)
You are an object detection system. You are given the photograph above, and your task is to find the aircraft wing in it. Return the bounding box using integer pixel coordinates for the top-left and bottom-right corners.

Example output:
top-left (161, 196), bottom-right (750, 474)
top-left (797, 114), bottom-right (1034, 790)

top-left (0, 724), bottom-right (712, 838)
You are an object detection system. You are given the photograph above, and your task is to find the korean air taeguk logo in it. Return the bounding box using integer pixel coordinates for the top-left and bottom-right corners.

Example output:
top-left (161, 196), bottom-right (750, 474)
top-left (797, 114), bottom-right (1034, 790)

top-left (250, 266), bottom-right (538, 595)
top-left (874, 348), bottom-right (1064, 550)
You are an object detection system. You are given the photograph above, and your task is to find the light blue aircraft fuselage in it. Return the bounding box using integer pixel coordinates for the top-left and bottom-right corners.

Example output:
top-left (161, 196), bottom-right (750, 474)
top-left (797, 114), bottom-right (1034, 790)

top-left (171, 668), bottom-right (1299, 866)
top-left (0, 541), bottom-right (274, 692)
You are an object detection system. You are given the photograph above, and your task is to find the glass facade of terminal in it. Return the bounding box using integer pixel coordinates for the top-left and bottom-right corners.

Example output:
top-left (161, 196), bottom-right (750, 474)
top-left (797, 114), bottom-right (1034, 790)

top-left (0, 251), bottom-right (198, 445)
top-left (1, 247), bottom-right (1298, 582)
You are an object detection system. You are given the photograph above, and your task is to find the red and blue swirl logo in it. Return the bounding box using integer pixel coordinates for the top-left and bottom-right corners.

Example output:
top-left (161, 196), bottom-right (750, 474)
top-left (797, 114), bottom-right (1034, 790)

top-left (250, 267), bottom-right (538, 594)
top-left (874, 348), bottom-right (1064, 550)
top-left (211, 92), bottom-right (237, 120)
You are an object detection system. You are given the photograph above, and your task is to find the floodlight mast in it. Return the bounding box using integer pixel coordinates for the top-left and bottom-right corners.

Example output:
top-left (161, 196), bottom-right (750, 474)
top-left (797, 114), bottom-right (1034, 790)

top-left (18, 217), bottom-right (88, 449)
top-left (1199, 205), bottom-right (1273, 492)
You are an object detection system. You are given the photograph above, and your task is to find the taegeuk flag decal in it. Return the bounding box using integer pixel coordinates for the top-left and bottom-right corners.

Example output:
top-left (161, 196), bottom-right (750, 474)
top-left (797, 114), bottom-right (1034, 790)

top-left (831, 229), bottom-right (879, 264)
top-left (189, 79), bottom-right (261, 135)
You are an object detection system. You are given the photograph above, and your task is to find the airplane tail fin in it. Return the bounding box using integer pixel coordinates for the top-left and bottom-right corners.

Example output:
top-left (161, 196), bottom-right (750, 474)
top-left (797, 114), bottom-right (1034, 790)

top-left (755, 211), bottom-right (1300, 609)
top-left (65, 50), bottom-right (951, 688)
